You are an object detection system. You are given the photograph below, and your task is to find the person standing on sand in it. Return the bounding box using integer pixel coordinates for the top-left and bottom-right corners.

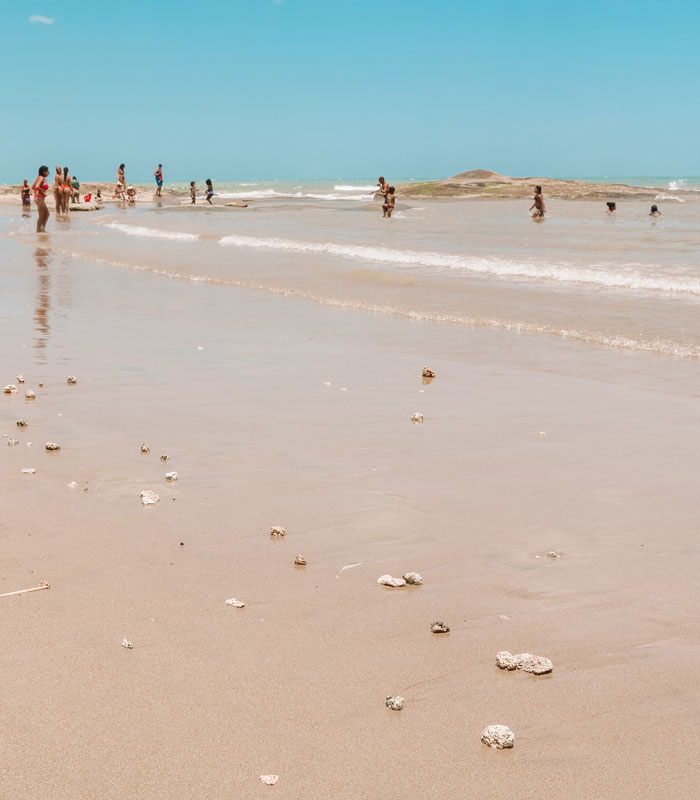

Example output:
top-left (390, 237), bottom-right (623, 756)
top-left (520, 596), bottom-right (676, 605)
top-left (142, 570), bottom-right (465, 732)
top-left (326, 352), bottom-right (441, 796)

top-left (382, 186), bottom-right (396, 218)
top-left (204, 178), bottom-right (214, 205)
top-left (529, 185), bottom-right (546, 218)
top-left (190, 181), bottom-right (197, 204)
top-left (21, 179), bottom-right (31, 210)
top-left (32, 166), bottom-right (50, 232)
top-left (154, 163), bottom-right (163, 196)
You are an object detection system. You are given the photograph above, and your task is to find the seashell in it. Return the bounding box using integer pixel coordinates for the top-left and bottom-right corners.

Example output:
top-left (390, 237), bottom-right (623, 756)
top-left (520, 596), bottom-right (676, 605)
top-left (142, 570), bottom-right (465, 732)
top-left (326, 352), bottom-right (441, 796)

top-left (141, 444), bottom-right (150, 454)
top-left (225, 597), bottom-right (245, 608)
top-left (411, 412), bottom-right (423, 424)
top-left (7, 438), bottom-right (19, 446)
top-left (25, 390), bottom-right (36, 399)
top-left (481, 724), bottom-right (515, 749)
top-left (259, 775), bottom-right (279, 786)
top-left (16, 420), bottom-right (28, 428)
top-left (403, 571), bottom-right (422, 585)
top-left (67, 481), bottom-right (78, 489)
top-left (422, 366), bottom-right (436, 378)
top-left (377, 574), bottom-right (406, 588)
top-left (121, 639), bottom-right (134, 649)
top-left (21, 468), bottom-right (36, 474)
top-left (165, 471), bottom-right (178, 481)
top-left (270, 526), bottom-right (286, 537)
top-left (385, 695), bottom-right (404, 711)
top-left (160, 454), bottom-right (169, 461)
top-left (3, 384), bottom-right (17, 394)
top-left (38, 382), bottom-right (44, 388)
top-left (294, 554), bottom-right (306, 566)
top-left (140, 490), bottom-right (159, 505)
top-left (45, 442), bottom-right (61, 451)
top-left (66, 376), bottom-right (77, 384)
top-left (16, 375), bottom-right (25, 383)
top-left (547, 550), bottom-right (561, 559)
top-left (431, 621), bottom-right (450, 634)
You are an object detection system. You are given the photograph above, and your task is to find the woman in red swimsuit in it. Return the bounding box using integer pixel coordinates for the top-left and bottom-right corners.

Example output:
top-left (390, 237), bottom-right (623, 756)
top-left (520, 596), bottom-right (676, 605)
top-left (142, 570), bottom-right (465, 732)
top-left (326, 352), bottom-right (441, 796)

top-left (32, 166), bottom-right (50, 232)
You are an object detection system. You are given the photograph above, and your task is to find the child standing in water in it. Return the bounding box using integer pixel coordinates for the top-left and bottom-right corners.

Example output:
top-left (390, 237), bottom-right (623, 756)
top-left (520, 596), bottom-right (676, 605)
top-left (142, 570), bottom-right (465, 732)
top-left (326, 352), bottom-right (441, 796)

top-left (382, 186), bottom-right (396, 218)
top-left (204, 179), bottom-right (214, 205)
top-left (190, 182), bottom-right (197, 204)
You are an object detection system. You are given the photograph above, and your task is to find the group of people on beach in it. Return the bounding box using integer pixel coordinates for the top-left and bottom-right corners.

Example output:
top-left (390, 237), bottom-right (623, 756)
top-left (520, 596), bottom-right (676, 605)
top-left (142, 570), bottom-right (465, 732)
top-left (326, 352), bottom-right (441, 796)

top-left (27, 165), bottom-right (91, 232)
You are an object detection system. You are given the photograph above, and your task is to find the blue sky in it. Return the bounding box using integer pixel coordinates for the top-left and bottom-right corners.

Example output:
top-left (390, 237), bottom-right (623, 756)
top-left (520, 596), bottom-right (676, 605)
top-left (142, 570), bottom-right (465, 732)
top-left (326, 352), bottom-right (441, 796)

top-left (1, 0), bottom-right (697, 181)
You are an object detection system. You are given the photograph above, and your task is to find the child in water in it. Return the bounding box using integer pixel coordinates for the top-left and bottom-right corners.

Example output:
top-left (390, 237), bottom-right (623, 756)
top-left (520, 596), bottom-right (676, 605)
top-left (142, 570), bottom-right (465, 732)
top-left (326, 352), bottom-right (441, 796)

top-left (606, 201), bottom-right (616, 213)
top-left (382, 186), bottom-right (396, 218)
top-left (190, 181), bottom-right (197, 204)
top-left (126, 185), bottom-right (136, 204)
top-left (650, 204), bottom-right (661, 216)
top-left (205, 179), bottom-right (214, 205)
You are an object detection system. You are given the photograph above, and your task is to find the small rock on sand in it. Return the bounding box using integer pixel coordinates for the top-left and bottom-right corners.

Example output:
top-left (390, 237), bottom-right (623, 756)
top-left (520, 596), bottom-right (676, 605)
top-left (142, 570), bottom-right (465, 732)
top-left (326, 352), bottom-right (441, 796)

top-left (403, 571), bottom-right (423, 585)
top-left (377, 574), bottom-right (406, 588)
top-left (140, 490), bottom-right (160, 505)
top-left (422, 366), bottom-right (436, 378)
top-left (270, 526), bottom-right (286, 537)
top-left (45, 442), bottom-right (61, 451)
top-left (3, 384), bottom-right (17, 394)
top-left (16, 375), bottom-right (24, 383)
top-left (8, 438), bottom-right (19, 446)
top-left (259, 775), bottom-right (279, 786)
top-left (16, 420), bottom-right (27, 428)
top-left (21, 468), bottom-right (36, 474)
top-left (481, 724), bottom-right (515, 749)
top-left (66, 376), bottom-right (77, 385)
top-left (160, 454), bottom-right (169, 461)
top-left (121, 639), bottom-right (134, 649)
top-left (385, 695), bottom-right (404, 711)
top-left (225, 598), bottom-right (245, 608)
top-left (411, 412), bottom-right (424, 424)
top-left (547, 550), bottom-right (561, 559)
top-left (25, 390), bottom-right (36, 399)
top-left (431, 621), bottom-right (450, 634)
top-left (294, 554), bottom-right (306, 566)
top-left (165, 471), bottom-right (178, 481)
top-left (496, 651), bottom-right (553, 674)
top-left (141, 444), bottom-right (150, 453)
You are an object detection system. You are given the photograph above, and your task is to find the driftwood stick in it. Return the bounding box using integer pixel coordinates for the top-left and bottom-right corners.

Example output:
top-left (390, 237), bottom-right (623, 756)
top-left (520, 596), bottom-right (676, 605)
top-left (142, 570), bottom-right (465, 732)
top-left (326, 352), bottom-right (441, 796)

top-left (0, 581), bottom-right (51, 598)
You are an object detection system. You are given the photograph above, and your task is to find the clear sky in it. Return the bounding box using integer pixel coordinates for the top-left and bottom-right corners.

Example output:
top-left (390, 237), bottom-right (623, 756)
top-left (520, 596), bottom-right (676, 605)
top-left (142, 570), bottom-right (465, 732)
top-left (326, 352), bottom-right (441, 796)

top-left (1, 0), bottom-right (697, 181)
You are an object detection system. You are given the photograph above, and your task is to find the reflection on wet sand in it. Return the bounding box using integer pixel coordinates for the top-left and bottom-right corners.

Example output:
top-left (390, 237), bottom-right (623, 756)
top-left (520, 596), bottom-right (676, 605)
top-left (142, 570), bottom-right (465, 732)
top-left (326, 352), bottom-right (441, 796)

top-left (34, 247), bottom-right (50, 356)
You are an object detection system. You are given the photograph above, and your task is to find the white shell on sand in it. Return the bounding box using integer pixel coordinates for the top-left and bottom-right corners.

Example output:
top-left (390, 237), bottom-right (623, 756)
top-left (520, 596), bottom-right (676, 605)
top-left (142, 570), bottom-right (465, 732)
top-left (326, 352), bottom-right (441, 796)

top-left (481, 724), bottom-right (515, 749)
top-left (67, 376), bottom-right (77, 384)
top-left (385, 695), bottom-right (404, 711)
top-left (422, 366), bottom-right (436, 378)
top-left (225, 598), bottom-right (245, 608)
top-left (25, 390), bottom-right (36, 399)
top-left (68, 481), bottom-right (78, 489)
top-left (45, 442), bottom-right (61, 451)
top-left (21, 468), bottom-right (36, 474)
top-left (496, 651), bottom-right (553, 674)
top-left (16, 375), bottom-right (24, 383)
top-left (121, 639), bottom-right (134, 649)
top-left (270, 526), bottom-right (286, 537)
top-left (547, 550), bottom-right (561, 559)
top-left (165, 471), bottom-right (178, 481)
top-left (141, 444), bottom-right (150, 453)
top-left (402, 571), bottom-right (423, 585)
top-left (140, 490), bottom-right (160, 505)
top-left (8, 438), bottom-right (19, 446)
top-left (411, 412), bottom-right (424, 423)
top-left (3, 384), bottom-right (17, 394)
top-left (259, 775), bottom-right (279, 786)
top-left (431, 621), bottom-right (450, 634)
top-left (377, 574), bottom-right (406, 588)
top-left (16, 420), bottom-right (28, 428)
top-left (294, 554), bottom-right (306, 566)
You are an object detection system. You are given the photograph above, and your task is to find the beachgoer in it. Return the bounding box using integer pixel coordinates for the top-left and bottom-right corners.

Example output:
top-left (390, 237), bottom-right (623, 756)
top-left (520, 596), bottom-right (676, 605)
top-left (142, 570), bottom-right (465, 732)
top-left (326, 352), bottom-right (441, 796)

top-left (126, 185), bottom-right (136, 204)
top-left (62, 167), bottom-right (72, 212)
top-left (154, 163), bottom-right (163, 196)
top-left (204, 179), bottom-right (214, 205)
top-left (32, 166), bottom-right (50, 232)
top-left (116, 163), bottom-right (126, 200)
top-left (650, 204), bottom-right (661, 216)
top-left (190, 181), bottom-right (197, 204)
top-left (71, 175), bottom-right (80, 204)
top-left (606, 201), bottom-right (616, 213)
top-left (96, 187), bottom-right (102, 201)
top-left (53, 166), bottom-right (63, 214)
top-left (377, 176), bottom-right (389, 199)
top-left (21, 179), bottom-right (31, 210)
top-left (529, 185), bottom-right (546, 218)
top-left (382, 186), bottom-right (396, 218)
top-left (84, 193), bottom-right (92, 203)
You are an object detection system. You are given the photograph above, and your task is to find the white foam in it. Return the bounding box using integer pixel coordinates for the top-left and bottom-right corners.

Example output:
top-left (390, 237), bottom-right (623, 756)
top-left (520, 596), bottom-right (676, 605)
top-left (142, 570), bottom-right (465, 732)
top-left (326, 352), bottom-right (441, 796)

top-left (218, 234), bottom-right (700, 296)
top-left (215, 189), bottom-right (373, 201)
top-left (103, 222), bottom-right (198, 240)
top-left (333, 185), bottom-right (379, 192)
top-left (654, 193), bottom-right (686, 203)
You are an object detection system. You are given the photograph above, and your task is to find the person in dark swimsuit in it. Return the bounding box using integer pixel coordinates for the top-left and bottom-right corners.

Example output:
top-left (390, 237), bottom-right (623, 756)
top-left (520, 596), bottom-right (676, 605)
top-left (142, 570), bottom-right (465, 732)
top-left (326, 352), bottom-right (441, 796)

top-left (205, 178), bottom-right (214, 205)
top-left (32, 166), bottom-right (50, 232)
top-left (529, 185), bottom-right (546, 218)
top-left (382, 186), bottom-right (396, 218)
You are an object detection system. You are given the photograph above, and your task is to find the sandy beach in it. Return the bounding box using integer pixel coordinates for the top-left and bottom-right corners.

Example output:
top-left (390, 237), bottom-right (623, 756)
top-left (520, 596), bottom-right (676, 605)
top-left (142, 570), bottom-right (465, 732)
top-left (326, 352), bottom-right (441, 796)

top-left (2, 191), bottom-right (700, 798)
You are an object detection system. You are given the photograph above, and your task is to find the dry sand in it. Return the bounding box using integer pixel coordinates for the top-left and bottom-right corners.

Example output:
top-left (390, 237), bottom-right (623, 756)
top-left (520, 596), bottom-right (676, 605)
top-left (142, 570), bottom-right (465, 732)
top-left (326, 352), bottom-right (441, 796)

top-left (1, 235), bottom-right (699, 798)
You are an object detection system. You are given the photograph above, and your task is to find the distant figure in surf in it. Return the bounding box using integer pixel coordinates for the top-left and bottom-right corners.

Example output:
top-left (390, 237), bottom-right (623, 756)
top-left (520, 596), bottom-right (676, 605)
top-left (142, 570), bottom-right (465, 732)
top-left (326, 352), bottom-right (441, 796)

top-left (377, 176), bottom-right (389, 200)
top-left (204, 178), bottom-right (214, 205)
top-left (382, 186), bottom-right (396, 218)
top-left (154, 163), bottom-right (163, 196)
top-left (530, 185), bottom-right (546, 218)
top-left (32, 166), bottom-right (50, 232)
top-left (62, 167), bottom-right (72, 213)
top-left (190, 181), bottom-right (197, 204)
top-left (21, 179), bottom-right (31, 210)
top-left (116, 163), bottom-right (126, 200)
top-left (650, 204), bottom-right (661, 216)
top-left (606, 201), bottom-right (616, 213)
top-left (53, 166), bottom-right (63, 215)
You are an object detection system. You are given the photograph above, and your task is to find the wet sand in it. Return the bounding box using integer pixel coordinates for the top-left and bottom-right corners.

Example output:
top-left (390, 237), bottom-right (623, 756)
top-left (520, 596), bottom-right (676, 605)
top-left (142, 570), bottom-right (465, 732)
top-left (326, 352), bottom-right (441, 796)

top-left (2, 233), bottom-right (700, 798)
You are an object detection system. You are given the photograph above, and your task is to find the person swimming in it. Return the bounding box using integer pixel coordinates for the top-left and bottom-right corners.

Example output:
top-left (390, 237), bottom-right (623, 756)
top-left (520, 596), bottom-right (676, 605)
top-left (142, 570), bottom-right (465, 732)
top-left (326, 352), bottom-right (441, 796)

top-left (204, 179), bottom-right (214, 205)
top-left (606, 201), bottom-right (616, 213)
top-left (32, 166), bottom-right (50, 232)
top-left (650, 204), bottom-right (661, 216)
top-left (530, 185), bottom-right (546, 218)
